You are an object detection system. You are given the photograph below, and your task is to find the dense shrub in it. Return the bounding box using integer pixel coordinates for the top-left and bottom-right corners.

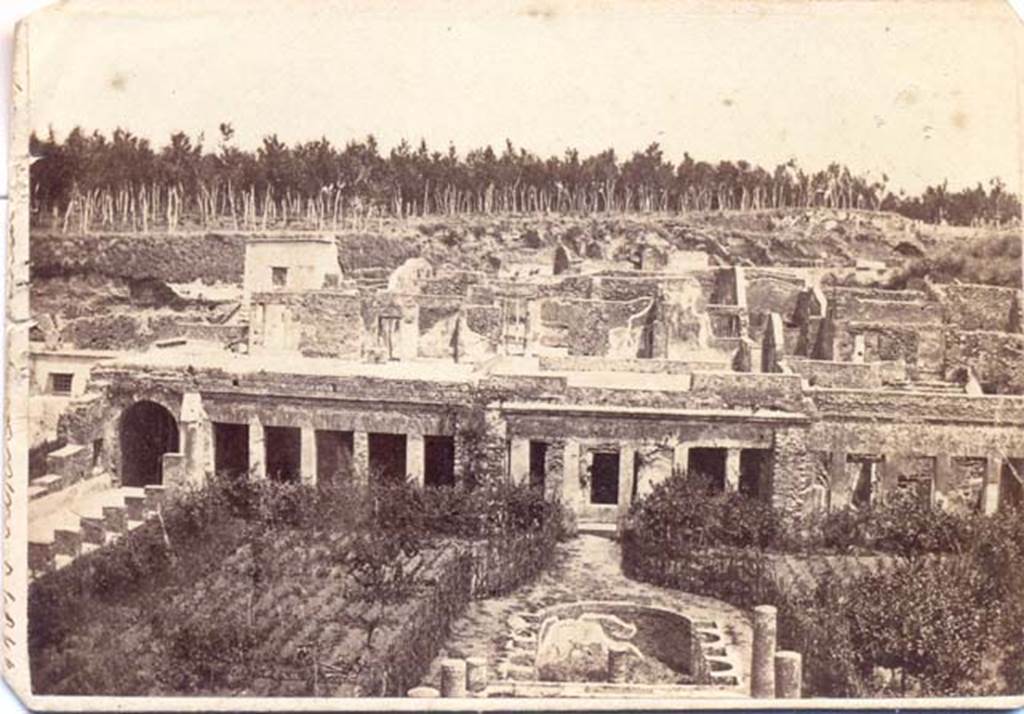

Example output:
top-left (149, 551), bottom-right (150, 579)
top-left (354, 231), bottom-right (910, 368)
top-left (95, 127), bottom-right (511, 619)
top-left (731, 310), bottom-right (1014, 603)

top-left (626, 471), bottom-right (782, 553)
top-left (887, 232), bottom-right (1022, 289)
top-left (622, 472), bottom-right (1024, 697)
top-left (628, 470), bottom-right (984, 556)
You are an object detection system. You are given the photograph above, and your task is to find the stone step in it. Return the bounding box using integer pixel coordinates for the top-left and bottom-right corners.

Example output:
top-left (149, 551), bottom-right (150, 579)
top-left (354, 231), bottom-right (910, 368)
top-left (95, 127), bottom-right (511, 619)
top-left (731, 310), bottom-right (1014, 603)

top-left (33, 474), bottom-right (64, 493)
top-left (144, 485), bottom-right (168, 511)
top-left (80, 516), bottom-right (106, 545)
top-left (53, 527), bottom-right (83, 557)
top-left (28, 541), bottom-right (54, 574)
top-left (54, 554), bottom-right (75, 570)
top-left (576, 521), bottom-right (618, 538)
top-left (103, 505), bottom-right (127, 535)
top-left (28, 485), bottom-right (49, 501)
top-left (123, 491), bottom-right (148, 521)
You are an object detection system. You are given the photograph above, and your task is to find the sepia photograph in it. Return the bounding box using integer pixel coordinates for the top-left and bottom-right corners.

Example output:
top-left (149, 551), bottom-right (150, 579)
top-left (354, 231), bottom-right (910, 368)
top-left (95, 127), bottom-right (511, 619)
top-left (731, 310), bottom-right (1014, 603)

top-left (5, 0), bottom-right (1024, 708)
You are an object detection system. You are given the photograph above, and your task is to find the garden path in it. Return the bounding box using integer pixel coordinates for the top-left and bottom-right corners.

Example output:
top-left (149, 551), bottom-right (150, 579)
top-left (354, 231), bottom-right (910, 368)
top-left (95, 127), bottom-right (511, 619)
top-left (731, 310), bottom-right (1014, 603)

top-left (420, 533), bottom-right (752, 696)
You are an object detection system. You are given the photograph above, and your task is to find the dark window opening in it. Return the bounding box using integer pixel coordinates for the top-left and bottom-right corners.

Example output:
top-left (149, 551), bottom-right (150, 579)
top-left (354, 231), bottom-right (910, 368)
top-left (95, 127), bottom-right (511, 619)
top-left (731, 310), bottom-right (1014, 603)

top-left (740, 449), bottom-right (773, 501)
top-left (848, 455), bottom-right (882, 508)
top-left (214, 422), bottom-right (250, 479)
top-left (688, 447), bottom-right (727, 491)
top-left (264, 426), bottom-right (301, 483)
top-left (892, 457), bottom-right (935, 505)
top-left (1001, 459), bottom-right (1023, 512)
top-left (590, 451), bottom-right (620, 505)
top-left (50, 372), bottom-right (74, 394)
top-left (316, 430), bottom-right (354, 488)
top-left (631, 450), bottom-right (640, 504)
top-left (638, 320), bottom-right (656, 359)
top-left (92, 438), bottom-right (104, 469)
top-left (368, 432), bottom-right (407, 482)
top-left (424, 435), bottom-right (456, 487)
top-left (271, 266), bottom-right (288, 287)
top-left (529, 441), bottom-right (549, 490)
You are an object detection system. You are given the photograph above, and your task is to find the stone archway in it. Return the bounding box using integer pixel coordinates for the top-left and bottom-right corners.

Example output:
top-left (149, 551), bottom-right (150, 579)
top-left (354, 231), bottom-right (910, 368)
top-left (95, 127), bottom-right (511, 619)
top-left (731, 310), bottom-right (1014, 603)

top-left (120, 400), bottom-right (180, 487)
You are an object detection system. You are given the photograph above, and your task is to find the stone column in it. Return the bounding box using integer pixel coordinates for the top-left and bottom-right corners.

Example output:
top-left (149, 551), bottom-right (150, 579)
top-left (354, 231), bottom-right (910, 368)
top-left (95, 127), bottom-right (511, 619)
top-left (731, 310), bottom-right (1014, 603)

top-left (751, 604), bottom-right (778, 698)
top-left (673, 442), bottom-right (689, 477)
top-left (353, 431), bottom-right (370, 486)
top-left (439, 658), bottom-right (467, 697)
top-left (180, 392), bottom-right (210, 489)
top-left (618, 445), bottom-right (636, 514)
top-left (771, 426), bottom-right (813, 524)
top-left (465, 656), bottom-right (488, 694)
top-left (774, 650), bottom-right (802, 698)
top-left (983, 455), bottom-right (1002, 515)
top-left (828, 448), bottom-right (848, 509)
top-left (608, 649), bottom-right (630, 684)
top-left (934, 453), bottom-right (952, 498)
top-left (161, 452), bottom-right (186, 490)
top-left (563, 440), bottom-right (582, 510)
top-left (407, 433), bottom-right (425, 487)
top-left (725, 448), bottom-right (741, 492)
top-left (509, 438), bottom-right (531, 486)
top-left (879, 456), bottom-right (900, 497)
top-left (248, 416), bottom-right (266, 480)
top-left (300, 426), bottom-right (317, 487)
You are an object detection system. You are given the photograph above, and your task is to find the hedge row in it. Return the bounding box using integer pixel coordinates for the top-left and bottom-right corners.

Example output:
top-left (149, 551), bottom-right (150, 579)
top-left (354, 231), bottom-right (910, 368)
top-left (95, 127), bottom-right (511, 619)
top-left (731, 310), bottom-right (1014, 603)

top-left (621, 472), bottom-right (1024, 697)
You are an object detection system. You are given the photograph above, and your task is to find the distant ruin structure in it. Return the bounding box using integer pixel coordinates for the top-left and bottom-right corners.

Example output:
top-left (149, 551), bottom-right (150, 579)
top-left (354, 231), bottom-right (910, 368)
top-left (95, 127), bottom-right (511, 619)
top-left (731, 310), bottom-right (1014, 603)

top-left (29, 235), bottom-right (1024, 549)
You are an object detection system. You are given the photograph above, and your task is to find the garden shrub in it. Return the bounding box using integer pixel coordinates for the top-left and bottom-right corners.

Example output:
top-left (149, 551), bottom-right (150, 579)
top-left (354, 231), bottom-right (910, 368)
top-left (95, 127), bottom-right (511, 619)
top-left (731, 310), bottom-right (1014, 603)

top-left (621, 470), bottom-right (1024, 697)
top-left (626, 471), bottom-right (781, 553)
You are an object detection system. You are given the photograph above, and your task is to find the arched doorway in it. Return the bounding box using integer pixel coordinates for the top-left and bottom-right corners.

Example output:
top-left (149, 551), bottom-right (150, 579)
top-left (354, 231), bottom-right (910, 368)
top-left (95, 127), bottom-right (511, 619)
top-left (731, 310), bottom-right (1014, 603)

top-left (120, 400), bottom-right (180, 487)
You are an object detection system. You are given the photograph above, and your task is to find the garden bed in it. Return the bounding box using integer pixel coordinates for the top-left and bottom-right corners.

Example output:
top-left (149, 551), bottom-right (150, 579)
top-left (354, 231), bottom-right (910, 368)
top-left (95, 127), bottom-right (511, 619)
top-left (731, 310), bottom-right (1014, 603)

top-left (29, 477), bottom-right (566, 696)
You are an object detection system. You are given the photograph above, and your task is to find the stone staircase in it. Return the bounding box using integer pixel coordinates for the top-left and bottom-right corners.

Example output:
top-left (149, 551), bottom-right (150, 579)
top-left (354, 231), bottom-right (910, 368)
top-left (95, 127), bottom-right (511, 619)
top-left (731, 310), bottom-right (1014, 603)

top-left (28, 482), bottom-right (168, 579)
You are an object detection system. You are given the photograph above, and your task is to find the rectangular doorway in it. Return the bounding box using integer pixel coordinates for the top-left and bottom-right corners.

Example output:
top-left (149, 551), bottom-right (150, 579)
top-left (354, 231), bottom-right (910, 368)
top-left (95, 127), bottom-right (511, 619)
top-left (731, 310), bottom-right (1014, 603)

top-left (213, 422), bottom-right (250, 479)
top-left (739, 449), bottom-right (772, 501)
top-left (368, 432), bottom-right (408, 482)
top-left (264, 426), bottom-right (301, 482)
top-left (847, 454), bottom-right (882, 508)
top-left (590, 451), bottom-right (620, 505)
top-left (1001, 459), bottom-right (1023, 512)
top-left (529, 441), bottom-right (549, 490)
top-left (316, 429), bottom-right (354, 488)
top-left (688, 447), bottom-right (727, 491)
top-left (424, 435), bottom-right (456, 487)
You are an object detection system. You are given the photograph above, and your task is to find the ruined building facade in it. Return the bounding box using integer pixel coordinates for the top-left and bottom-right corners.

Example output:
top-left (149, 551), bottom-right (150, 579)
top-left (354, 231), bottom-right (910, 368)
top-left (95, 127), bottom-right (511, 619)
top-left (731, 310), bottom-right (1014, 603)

top-left (32, 235), bottom-right (1024, 528)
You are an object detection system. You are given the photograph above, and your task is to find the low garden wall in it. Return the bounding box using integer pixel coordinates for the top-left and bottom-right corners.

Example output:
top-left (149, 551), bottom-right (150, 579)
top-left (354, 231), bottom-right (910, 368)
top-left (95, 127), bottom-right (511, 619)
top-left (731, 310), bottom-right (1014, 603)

top-left (621, 536), bottom-right (899, 607)
top-left (354, 532), bottom-right (557, 696)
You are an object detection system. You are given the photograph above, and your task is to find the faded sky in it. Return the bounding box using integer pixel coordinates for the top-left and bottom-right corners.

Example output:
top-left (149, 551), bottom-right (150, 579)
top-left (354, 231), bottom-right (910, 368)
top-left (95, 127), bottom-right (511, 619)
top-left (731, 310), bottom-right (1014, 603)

top-left (23, 0), bottom-right (1024, 194)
